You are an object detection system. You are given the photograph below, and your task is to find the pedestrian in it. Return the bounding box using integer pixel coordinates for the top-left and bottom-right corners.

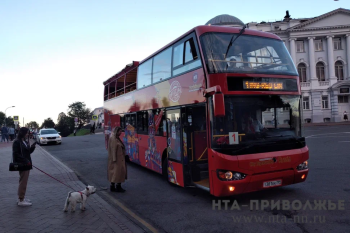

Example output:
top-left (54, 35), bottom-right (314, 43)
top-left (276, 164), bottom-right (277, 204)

top-left (8, 126), bottom-right (15, 141)
top-left (107, 127), bottom-right (127, 192)
top-left (92, 122), bottom-right (96, 134)
top-left (13, 127), bottom-right (36, 206)
top-left (344, 111), bottom-right (348, 121)
top-left (1, 125), bottom-right (9, 142)
top-left (90, 123), bottom-right (94, 134)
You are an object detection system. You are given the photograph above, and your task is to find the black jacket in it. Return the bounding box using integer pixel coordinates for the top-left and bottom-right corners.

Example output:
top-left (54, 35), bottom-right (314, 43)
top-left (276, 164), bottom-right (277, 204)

top-left (12, 139), bottom-right (35, 170)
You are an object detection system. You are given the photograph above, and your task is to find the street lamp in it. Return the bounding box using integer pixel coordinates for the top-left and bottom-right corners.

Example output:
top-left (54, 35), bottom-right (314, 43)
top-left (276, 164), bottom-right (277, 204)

top-left (4, 106), bottom-right (15, 127)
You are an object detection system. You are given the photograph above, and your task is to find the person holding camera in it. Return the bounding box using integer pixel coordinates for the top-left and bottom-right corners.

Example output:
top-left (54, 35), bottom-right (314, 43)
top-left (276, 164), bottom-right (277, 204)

top-left (13, 127), bottom-right (36, 206)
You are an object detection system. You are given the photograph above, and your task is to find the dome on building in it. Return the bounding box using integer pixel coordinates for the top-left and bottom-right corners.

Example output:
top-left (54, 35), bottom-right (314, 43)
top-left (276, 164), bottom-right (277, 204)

top-left (206, 14), bottom-right (245, 27)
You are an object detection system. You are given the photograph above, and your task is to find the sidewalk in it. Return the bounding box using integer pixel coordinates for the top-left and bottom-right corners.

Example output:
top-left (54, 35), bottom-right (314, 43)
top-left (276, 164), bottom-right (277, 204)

top-left (303, 121), bottom-right (350, 127)
top-left (0, 142), bottom-right (146, 233)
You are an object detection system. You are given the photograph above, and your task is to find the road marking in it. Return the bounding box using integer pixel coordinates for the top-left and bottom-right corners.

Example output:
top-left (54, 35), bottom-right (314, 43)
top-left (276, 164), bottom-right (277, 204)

top-left (101, 192), bottom-right (158, 233)
top-left (339, 141), bottom-right (350, 142)
top-left (305, 132), bottom-right (350, 138)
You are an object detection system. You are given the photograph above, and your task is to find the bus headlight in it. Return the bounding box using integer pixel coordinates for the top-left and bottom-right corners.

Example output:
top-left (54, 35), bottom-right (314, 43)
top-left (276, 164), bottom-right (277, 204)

top-left (217, 170), bottom-right (246, 181)
top-left (296, 161), bottom-right (308, 171)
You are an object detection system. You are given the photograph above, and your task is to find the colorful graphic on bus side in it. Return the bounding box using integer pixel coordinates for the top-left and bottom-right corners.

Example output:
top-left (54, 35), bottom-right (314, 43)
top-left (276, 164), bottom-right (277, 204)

top-left (124, 124), bottom-right (140, 164)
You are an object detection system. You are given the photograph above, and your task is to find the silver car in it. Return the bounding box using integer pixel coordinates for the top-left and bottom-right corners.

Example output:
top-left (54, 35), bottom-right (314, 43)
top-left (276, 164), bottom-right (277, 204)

top-left (36, 128), bottom-right (62, 145)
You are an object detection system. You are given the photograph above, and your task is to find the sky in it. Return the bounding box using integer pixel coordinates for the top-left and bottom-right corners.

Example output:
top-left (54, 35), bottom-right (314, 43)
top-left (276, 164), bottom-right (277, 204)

top-left (0, 0), bottom-right (348, 126)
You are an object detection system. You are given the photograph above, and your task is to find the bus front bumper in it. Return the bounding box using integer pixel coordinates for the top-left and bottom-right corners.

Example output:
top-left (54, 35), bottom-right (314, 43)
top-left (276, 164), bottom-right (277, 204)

top-left (211, 169), bottom-right (309, 197)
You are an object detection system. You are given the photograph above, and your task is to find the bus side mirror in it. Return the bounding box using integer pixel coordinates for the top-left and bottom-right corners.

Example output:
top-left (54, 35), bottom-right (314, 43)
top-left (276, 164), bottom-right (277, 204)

top-left (213, 93), bottom-right (225, 117)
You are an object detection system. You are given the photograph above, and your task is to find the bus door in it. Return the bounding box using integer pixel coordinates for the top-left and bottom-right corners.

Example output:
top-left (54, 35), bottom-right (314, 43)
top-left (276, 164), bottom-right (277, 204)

top-left (166, 109), bottom-right (185, 187)
top-left (183, 105), bottom-right (209, 189)
top-left (124, 113), bottom-right (140, 164)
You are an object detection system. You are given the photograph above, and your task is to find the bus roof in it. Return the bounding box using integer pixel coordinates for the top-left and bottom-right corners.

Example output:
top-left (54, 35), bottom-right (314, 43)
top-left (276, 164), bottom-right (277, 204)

top-left (103, 61), bottom-right (139, 85)
top-left (139, 25), bottom-right (282, 65)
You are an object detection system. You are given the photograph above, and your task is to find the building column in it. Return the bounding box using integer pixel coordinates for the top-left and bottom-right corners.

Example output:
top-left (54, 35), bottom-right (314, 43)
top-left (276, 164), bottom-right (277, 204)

top-left (330, 91), bottom-right (340, 122)
top-left (289, 38), bottom-right (296, 65)
top-left (308, 37), bottom-right (317, 86)
top-left (346, 34), bottom-right (350, 80)
top-left (327, 36), bottom-right (337, 85)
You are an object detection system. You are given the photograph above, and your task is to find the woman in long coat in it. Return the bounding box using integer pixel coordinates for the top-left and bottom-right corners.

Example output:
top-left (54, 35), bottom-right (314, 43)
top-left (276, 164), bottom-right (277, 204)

top-left (108, 127), bottom-right (127, 192)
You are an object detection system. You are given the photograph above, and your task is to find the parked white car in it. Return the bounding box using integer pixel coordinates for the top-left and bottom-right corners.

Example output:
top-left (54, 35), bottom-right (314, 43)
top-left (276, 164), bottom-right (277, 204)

top-left (36, 128), bottom-right (62, 145)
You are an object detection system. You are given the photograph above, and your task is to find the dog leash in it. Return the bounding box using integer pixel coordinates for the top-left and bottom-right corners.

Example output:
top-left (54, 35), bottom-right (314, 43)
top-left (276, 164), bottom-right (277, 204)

top-left (32, 165), bottom-right (77, 191)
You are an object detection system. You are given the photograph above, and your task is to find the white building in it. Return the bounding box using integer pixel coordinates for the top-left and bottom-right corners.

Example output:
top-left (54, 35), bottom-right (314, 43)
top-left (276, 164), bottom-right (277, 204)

top-left (248, 8), bottom-right (350, 123)
top-left (90, 107), bottom-right (104, 126)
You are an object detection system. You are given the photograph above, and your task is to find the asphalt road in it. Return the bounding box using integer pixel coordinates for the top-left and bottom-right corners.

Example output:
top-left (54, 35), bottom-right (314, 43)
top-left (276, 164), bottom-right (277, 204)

top-left (41, 127), bottom-right (350, 233)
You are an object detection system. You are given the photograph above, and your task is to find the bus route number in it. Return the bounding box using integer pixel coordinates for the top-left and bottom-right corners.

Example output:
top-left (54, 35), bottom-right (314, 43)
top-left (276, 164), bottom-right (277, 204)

top-left (229, 132), bottom-right (239, 145)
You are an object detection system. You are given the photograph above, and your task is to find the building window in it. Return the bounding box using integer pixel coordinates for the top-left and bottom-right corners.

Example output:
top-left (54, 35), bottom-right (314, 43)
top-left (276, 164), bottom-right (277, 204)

top-left (338, 96), bottom-right (349, 103)
top-left (316, 62), bottom-right (325, 81)
top-left (296, 40), bottom-right (304, 52)
top-left (335, 61), bottom-right (344, 81)
top-left (334, 38), bottom-right (341, 50)
top-left (322, 96), bottom-right (328, 109)
top-left (303, 96), bottom-right (310, 110)
top-left (315, 40), bottom-right (323, 51)
top-left (297, 63), bottom-right (307, 82)
top-left (340, 88), bottom-right (349, 93)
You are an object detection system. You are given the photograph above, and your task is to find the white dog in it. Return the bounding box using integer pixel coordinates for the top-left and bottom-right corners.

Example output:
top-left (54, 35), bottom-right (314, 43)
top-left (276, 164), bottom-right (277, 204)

top-left (63, 185), bottom-right (96, 212)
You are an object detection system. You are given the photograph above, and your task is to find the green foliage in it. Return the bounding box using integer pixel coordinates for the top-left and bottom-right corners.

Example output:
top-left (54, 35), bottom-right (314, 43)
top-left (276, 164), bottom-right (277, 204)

top-left (68, 128), bottom-right (90, 137)
top-left (67, 102), bottom-right (91, 128)
top-left (5, 116), bottom-right (15, 127)
top-left (0, 112), bottom-right (5, 126)
top-left (40, 118), bottom-right (55, 129)
top-left (25, 121), bottom-right (39, 129)
top-left (55, 114), bottom-right (74, 137)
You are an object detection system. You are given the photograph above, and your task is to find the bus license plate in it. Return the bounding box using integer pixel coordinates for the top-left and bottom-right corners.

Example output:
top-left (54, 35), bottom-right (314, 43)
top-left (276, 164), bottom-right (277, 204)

top-left (263, 180), bottom-right (282, 188)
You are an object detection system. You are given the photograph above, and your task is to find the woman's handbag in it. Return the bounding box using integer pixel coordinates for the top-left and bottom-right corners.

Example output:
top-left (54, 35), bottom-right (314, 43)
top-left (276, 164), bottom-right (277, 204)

top-left (9, 141), bottom-right (32, 171)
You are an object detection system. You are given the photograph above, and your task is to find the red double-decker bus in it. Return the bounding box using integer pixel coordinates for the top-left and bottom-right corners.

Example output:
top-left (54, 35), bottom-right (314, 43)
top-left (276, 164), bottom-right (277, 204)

top-left (103, 25), bottom-right (309, 197)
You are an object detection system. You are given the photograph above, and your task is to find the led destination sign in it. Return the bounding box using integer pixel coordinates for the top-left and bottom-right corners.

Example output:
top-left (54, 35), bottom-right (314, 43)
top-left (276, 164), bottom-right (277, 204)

top-left (227, 77), bottom-right (298, 92)
top-left (243, 81), bottom-right (283, 90)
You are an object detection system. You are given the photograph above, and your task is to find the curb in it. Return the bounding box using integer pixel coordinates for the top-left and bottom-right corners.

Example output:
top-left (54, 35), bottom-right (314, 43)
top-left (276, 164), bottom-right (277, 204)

top-left (37, 146), bottom-right (151, 233)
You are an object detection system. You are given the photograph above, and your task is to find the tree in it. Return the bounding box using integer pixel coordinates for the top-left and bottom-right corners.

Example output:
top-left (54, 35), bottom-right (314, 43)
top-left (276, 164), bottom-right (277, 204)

top-left (57, 112), bottom-right (66, 122)
top-left (55, 115), bottom-right (74, 137)
top-left (0, 112), bottom-right (5, 126)
top-left (67, 102), bottom-right (91, 128)
top-left (40, 118), bottom-right (55, 129)
top-left (5, 116), bottom-right (15, 127)
top-left (25, 121), bottom-right (39, 129)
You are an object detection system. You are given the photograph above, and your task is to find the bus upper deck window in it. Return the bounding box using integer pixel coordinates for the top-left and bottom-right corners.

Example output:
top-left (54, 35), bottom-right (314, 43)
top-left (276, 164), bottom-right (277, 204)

top-left (185, 39), bottom-right (198, 63)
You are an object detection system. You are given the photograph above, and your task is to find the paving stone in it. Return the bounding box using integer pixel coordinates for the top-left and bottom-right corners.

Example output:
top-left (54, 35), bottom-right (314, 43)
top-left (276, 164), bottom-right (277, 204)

top-left (0, 143), bottom-right (145, 233)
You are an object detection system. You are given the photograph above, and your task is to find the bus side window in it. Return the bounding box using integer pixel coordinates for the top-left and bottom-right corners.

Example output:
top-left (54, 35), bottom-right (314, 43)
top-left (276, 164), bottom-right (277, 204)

top-left (137, 111), bottom-right (148, 134)
top-left (184, 38), bottom-right (198, 63)
top-left (154, 109), bottom-right (166, 136)
top-left (173, 35), bottom-right (202, 76)
top-left (120, 114), bottom-right (125, 131)
top-left (130, 114), bottom-right (136, 127)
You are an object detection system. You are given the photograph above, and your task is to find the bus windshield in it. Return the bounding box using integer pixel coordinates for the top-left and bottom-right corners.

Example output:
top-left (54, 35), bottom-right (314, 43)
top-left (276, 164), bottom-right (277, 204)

top-left (210, 95), bottom-right (302, 153)
top-left (200, 32), bottom-right (298, 76)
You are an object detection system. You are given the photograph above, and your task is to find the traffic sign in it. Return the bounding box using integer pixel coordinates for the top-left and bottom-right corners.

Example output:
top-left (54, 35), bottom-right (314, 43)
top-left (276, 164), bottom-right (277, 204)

top-left (13, 116), bottom-right (19, 122)
top-left (92, 115), bottom-right (98, 120)
top-left (74, 117), bottom-right (78, 122)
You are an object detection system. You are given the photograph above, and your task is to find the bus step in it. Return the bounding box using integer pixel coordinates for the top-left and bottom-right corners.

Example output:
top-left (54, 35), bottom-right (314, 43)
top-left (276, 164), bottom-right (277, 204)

top-left (200, 171), bottom-right (209, 179)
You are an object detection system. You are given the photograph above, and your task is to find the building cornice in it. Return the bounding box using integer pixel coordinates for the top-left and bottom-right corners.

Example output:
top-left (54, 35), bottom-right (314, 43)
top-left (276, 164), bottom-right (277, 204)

top-left (289, 24), bottom-right (350, 32)
top-left (288, 8), bottom-right (350, 30)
